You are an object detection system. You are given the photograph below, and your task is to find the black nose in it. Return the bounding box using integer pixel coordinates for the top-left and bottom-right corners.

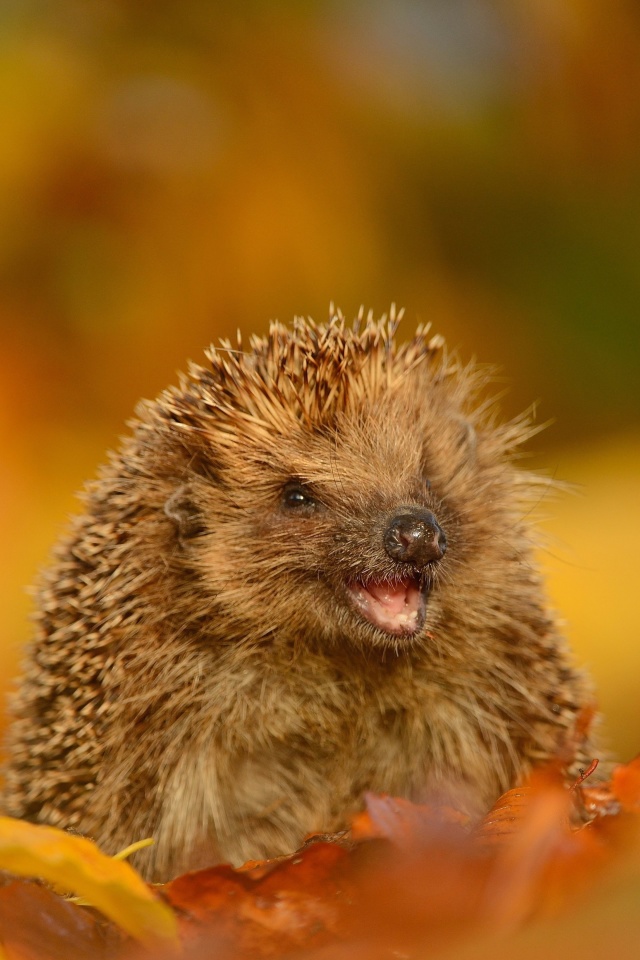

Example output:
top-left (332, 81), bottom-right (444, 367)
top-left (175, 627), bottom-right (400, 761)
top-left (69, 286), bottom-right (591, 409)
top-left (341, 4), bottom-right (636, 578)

top-left (383, 509), bottom-right (447, 567)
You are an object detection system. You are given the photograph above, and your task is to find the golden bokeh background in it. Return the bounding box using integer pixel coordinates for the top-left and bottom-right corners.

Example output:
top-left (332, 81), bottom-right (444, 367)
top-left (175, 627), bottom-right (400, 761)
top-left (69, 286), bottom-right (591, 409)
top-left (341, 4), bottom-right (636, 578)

top-left (1, 1), bottom-right (639, 760)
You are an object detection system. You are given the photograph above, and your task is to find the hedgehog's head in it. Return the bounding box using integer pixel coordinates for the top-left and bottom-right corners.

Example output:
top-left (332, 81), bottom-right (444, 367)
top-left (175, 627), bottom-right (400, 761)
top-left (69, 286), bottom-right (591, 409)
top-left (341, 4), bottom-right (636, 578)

top-left (147, 310), bottom-right (540, 653)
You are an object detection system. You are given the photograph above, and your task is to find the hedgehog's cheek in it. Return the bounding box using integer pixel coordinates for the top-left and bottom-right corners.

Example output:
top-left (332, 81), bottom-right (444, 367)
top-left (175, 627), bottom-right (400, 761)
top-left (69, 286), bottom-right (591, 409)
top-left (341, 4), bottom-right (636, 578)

top-left (345, 576), bottom-right (427, 636)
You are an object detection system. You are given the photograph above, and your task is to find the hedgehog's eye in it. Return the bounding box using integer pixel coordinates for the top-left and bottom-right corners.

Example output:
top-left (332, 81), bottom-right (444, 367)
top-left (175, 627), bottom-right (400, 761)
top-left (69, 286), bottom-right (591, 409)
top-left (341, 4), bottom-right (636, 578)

top-left (282, 480), bottom-right (317, 511)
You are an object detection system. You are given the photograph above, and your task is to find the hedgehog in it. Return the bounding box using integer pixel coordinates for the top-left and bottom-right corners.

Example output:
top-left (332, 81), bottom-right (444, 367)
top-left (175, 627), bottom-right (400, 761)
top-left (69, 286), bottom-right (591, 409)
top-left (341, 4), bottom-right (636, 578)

top-left (1, 307), bottom-right (594, 880)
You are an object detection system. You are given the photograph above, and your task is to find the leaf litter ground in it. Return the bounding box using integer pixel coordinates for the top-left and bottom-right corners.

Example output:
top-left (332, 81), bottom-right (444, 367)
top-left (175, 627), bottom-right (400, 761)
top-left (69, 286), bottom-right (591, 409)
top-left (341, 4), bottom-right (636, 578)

top-left (2, 756), bottom-right (640, 959)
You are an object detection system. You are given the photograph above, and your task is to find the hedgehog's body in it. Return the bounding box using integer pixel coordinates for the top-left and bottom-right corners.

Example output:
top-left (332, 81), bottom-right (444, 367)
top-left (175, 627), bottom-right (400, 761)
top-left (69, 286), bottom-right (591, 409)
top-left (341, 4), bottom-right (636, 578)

top-left (2, 311), bottom-right (592, 879)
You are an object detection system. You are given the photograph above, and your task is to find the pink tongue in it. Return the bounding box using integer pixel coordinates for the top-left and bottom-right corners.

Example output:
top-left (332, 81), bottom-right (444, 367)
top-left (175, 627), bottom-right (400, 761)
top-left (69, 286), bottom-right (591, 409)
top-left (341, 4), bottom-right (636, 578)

top-left (347, 576), bottom-right (424, 635)
top-left (365, 580), bottom-right (410, 615)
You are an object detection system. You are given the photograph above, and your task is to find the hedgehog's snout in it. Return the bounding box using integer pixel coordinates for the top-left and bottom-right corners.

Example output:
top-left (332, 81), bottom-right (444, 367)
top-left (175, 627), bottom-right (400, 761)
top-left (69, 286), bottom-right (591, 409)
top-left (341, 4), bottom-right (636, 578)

top-left (383, 508), bottom-right (447, 568)
top-left (344, 506), bottom-right (445, 638)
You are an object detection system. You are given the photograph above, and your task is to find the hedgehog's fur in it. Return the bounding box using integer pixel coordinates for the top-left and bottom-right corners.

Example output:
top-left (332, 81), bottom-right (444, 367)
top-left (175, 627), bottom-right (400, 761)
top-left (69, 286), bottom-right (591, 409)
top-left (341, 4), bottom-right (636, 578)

top-left (2, 308), bottom-right (593, 879)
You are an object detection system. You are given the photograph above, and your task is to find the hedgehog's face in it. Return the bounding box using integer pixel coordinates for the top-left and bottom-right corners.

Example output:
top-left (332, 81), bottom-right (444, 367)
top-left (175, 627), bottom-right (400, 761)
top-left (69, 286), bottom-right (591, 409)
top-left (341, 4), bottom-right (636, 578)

top-left (278, 476), bottom-right (447, 640)
top-left (168, 378), bottom-right (485, 652)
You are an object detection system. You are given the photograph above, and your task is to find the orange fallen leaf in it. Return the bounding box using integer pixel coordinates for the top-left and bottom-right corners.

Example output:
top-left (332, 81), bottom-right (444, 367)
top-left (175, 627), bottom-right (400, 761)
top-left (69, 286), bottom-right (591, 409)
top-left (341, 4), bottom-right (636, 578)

top-left (163, 841), bottom-right (352, 956)
top-left (0, 817), bottom-right (177, 949)
top-left (610, 755), bottom-right (640, 813)
top-left (0, 874), bottom-right (117, 960)
top-left (479, 769), bottom-right (608, 929)
top-left (351, 792), bottom-right (469, 846)
top-left (476, 784), bottom-right (537, 846)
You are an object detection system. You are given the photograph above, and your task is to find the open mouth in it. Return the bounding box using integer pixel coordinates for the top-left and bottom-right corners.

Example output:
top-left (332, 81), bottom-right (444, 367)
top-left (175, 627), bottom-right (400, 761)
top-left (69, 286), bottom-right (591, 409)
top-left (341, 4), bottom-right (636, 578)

top-left (345, 575), bottom-right (427, 637)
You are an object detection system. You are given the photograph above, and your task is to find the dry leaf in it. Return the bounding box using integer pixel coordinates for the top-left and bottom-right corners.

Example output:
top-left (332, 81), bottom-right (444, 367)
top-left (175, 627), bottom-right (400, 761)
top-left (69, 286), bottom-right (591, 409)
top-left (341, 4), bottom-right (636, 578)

top-left (0, 817), bottom-right (177, 949)
top-left (163, 841), bottom-right (352, 957)
top-left (0, 874), bottom-right (117, 960)
top-left (610, 755), bottom-right (640, 813)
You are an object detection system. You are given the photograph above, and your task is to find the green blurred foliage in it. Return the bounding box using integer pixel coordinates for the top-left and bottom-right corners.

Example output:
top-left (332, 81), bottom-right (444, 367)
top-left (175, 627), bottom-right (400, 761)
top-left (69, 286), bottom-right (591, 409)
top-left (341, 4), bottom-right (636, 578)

top-left (1, 0), bottom-right (639, 754)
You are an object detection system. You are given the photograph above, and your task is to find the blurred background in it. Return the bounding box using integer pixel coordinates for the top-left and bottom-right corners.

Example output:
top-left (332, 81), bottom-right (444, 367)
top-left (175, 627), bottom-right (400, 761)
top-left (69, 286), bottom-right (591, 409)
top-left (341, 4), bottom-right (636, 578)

top-left (1, 0), bottom-right (638, 761)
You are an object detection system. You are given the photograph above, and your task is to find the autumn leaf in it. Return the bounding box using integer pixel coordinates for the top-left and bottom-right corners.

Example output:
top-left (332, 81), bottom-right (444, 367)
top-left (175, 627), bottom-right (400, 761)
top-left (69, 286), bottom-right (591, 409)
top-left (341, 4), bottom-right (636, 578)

top-left (163, 840), bottom-right (353, 957)
top-left (0, 875), bottom-right (119, 960)
top-left (610, 755), bottom-right (640, 813)
top-left (0, 817), bottom-right (177, 949)
top-left (351, 792), bottom-right (469, 845)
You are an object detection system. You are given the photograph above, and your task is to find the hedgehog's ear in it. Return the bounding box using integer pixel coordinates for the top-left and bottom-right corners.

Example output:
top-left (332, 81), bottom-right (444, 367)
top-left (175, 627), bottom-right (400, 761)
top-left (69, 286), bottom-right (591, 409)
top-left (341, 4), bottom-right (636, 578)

top-left (164, 484), bottom-right (205, 539)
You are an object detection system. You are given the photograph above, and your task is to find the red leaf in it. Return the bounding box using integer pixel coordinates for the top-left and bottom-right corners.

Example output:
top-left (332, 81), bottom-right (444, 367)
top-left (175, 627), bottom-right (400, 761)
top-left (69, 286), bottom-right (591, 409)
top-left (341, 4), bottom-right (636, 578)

top-left (611, 756), bottom-right (640, 812)
top-left (0, 876), bottom-right (120, 960)
top-left (163, 841), bottom-right (353, 957)
top-left (351, 793), bottom-right (469, 845)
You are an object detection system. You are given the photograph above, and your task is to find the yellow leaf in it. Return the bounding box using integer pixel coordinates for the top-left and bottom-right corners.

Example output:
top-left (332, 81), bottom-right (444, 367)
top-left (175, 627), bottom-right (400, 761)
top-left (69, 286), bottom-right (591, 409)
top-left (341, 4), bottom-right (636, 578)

top-left (0, 817), bottom-right (178, 948)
